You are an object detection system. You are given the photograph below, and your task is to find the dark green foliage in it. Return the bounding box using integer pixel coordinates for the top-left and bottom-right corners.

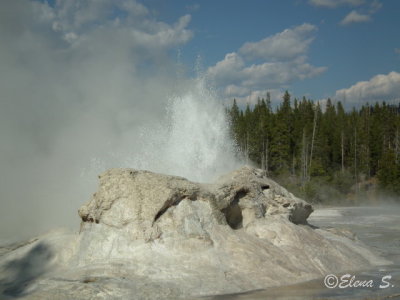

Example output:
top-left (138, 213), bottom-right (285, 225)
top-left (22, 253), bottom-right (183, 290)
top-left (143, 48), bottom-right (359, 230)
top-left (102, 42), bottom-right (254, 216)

top-left (227, 92), bottom-right (400, 201)
top-left (378, 148), bottom-right (400, 195)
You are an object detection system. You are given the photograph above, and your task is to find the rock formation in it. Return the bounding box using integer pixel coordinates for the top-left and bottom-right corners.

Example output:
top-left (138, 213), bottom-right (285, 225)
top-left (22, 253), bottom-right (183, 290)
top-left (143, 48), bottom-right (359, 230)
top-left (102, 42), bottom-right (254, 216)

top-left (78, 166), bottom-right (312, 243)
top-left (0, 167), bottom-right (390, 299)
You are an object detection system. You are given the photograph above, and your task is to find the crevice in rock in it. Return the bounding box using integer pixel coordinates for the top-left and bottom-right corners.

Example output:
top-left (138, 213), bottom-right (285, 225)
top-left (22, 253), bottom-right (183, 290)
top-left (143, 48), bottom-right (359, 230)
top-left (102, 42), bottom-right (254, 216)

top-left (221, 189), bottom-right (247, 229)
top-left (261, 184), bottom-right (270, 190)
top-left (153, 194), bottom-right (195, 224)
top-left (81, 215), bottom-right (98, 224)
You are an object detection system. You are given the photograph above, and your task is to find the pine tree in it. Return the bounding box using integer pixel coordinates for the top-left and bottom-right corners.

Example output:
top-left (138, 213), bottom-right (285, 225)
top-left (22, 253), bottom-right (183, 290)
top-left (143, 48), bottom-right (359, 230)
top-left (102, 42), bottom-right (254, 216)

top-left (270, 91), bottom-right (292, 174)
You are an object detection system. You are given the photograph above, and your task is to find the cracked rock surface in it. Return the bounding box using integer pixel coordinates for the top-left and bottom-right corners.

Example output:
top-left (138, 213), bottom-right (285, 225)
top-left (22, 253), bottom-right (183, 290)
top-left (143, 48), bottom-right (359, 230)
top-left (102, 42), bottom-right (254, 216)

top-left (0, 167), bottom-right (390, 299)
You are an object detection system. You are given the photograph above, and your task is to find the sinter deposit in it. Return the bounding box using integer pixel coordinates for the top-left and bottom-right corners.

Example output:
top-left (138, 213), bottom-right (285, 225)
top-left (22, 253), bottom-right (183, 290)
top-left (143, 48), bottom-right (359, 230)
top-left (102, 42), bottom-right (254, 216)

top-left (0, 167), bottom-right (390, 299)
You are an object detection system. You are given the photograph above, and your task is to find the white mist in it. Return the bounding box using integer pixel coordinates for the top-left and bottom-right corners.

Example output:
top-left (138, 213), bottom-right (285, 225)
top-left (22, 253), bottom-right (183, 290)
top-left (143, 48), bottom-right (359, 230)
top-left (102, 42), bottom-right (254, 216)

top-left (126, 77), bottom-right (243, 182)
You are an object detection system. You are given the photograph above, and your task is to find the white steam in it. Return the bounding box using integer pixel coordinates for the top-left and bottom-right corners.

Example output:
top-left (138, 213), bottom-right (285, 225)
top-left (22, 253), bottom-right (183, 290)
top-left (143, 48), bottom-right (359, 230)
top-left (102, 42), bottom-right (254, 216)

top-left (79, 77), bottom-right (242, 183)
top-left (126, 78), bottom-right (241, 182)
top-left (0, 0), bottom-right (242, 240)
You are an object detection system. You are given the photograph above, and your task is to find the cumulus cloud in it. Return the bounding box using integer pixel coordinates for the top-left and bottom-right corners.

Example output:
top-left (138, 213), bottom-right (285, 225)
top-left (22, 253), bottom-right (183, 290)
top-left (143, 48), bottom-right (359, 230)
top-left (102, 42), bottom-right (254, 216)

top-left (340, 10), bottom-right (371, 25)
top-left (241, 56), bottom-right (326, 88)
top-left (309, 0), bottom-right (382, 26)
top-left (207, 52), bottom-right (245, 85)
top-left (309, 0), bottom-right (365, 8)
top-left (224, 85), bottom-right (250, 98)
top-left (239, 24), bottom-right (317, 61)
top-left (334, 71), bottom-right (400, 105)
top-left (0, 0), bottom-right (194, 240)
top-left (207, 24), bottom-right (326, 106)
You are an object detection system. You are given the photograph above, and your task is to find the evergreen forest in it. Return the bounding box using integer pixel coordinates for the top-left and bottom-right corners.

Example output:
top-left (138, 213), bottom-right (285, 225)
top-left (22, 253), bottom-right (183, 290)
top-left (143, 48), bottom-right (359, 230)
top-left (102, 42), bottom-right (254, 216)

top-left (227, 91), bottom-right (400, 203)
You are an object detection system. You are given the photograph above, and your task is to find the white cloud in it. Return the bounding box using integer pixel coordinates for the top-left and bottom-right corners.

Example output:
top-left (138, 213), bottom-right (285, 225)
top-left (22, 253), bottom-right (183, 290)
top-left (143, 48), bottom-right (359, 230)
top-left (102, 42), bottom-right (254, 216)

top-left (309, 0), bottom-right (365, 8)
top-left (239, 59), bottom-right (326, 89)
top-left (120, 0), bottom-right (149, 16)
top-left (309, 0), bottom-right (382, 26)
top-left (334, 71), bottom-right (400, 104)
top-left (186, 3), bottom-right (200, 12)
top-left (206, 52), bottom-right (245, 84)
top-left (128, 14), bottom-right (193, 51)
top-left (239, 23), bottom-right (317, 61)
top-left (224, 85), bottom-right (250, 98)
top-left (207, 24), bottom-right (326, 103)
top-left (234, 89), bottom-right (285, 107)
top-left (340, 10), bottom-right (371, 25)
top-left (369, 0), bottom-right (382, 13)
top-left (48, 0), bottom-right (193, 51)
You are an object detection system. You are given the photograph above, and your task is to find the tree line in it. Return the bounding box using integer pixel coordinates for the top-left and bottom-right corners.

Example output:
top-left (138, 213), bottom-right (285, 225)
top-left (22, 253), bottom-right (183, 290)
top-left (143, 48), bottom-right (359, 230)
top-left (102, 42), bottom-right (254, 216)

top-left (227, 91), bottom-right (400, 202)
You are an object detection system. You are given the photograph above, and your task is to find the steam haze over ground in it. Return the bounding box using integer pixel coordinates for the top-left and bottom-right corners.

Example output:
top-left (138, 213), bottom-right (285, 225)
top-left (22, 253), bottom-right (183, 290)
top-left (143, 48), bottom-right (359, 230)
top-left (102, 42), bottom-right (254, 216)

top-left (0, 0), bottom-right (241, 240)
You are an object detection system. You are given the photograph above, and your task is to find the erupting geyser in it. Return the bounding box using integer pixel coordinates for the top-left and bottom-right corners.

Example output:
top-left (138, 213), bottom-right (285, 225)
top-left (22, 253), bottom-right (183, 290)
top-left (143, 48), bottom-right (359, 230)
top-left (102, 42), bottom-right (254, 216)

top-left (125, 77), bottom-right (243, 183)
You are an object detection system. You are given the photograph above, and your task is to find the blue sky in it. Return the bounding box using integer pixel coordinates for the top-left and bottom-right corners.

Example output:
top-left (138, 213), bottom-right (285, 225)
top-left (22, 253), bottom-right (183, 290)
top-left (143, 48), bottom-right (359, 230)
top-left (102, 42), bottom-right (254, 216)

top-left (141, 0), bottom-right (400, 106)
top-left (4, 0), bottom-right (400, 108)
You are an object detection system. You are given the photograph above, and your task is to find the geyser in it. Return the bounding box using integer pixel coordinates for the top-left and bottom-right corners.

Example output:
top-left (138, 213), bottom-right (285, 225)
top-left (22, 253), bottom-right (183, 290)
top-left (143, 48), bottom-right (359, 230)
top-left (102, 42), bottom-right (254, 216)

top-left (124, 77), bottom-right (243, 183)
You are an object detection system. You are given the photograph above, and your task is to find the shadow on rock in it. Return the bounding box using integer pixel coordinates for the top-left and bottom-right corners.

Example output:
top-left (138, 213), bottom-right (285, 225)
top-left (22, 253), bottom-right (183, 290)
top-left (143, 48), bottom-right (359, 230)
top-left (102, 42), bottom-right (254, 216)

top-left (306, 223), bottom-right (320, 230)
top-left (0, 242), bottom-right (53, 297)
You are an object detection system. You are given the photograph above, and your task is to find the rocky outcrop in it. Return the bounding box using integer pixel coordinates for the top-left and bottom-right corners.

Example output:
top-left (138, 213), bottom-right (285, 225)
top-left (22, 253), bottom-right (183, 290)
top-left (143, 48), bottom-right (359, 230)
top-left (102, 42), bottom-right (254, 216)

top-left (0, 167), bottom-right (391, 299)
top-left (212, 167), bottom-right (313, 226)
top-left (78, 169), bottom-right (208, 241)
top-left (78, 166), bottom-right (313, 243)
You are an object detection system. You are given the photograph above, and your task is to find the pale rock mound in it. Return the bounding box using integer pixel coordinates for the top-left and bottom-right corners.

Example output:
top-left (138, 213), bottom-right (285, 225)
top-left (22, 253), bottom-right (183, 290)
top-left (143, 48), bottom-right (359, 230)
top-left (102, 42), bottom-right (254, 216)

top-left (0, 167), bottom-right (390, 299)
